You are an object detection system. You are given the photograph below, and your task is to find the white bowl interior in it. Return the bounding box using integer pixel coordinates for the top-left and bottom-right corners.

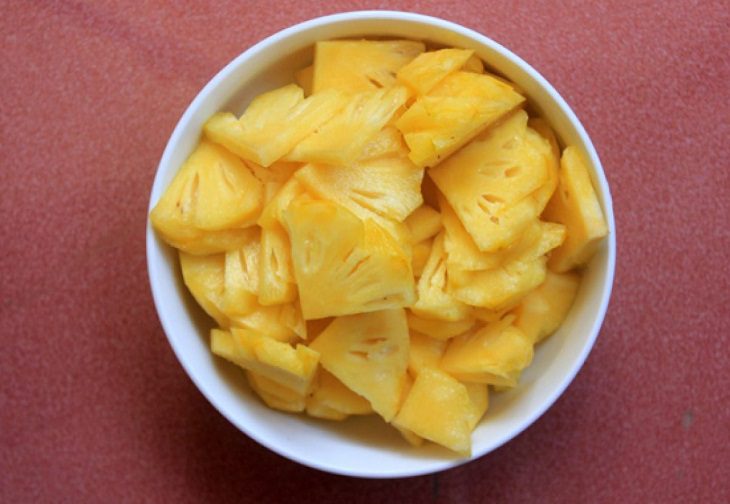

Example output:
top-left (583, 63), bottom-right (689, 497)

top-left (146, 11), bottom-right (616, 478)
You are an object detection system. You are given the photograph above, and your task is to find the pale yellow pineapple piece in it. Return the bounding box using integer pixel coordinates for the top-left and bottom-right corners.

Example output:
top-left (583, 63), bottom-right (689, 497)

top-left (514, 271), bottom-right (580, 343)
top-left (396, 426), bottom-right (425, 447)
top-left (245, 159), bottom-right (302, 205)
top-left (257, 176), bottom-right (306, 230)
top-left (306, 369), bottom-right (373, 420)
top-left (396, 48), bottom-right (474, 95)
top-left (286, 86), bottom-right (410, 165)
top-left (358, 126), bottom-right (408, 161)
top-left (392, 368), bottom-right (473, 455)
top-left (204, 85), bottom-right (348, 166)
top-left (309, 309), bottom-right (410, 422)
top-left (312, 40), bottom-right (425, 93)
top-left (405, 205), bottom-right (442, 243)
top-left (179, 251), bottom-right (229, 327)
top-left (407, 331), bottom-right (448, 376)
top-left (247, 370), bottom-right (306, 412)
top-left (258, 226), bottom-right (297, 306)
top-left (230, 302), bottom-right (305, 343)
top-left (407, 311), bottom-right (476, 340)
top-left (440, 316), bottom-right (533, 386)
top-left (543, 146), bottom-right (608, 272)
top-left (222, 228), bottom-right (260, 316)
top-left (412, 232), bottom-right (471, 321)
top-left (150, 141), bottom-right (263, 254)
top-left (464, 383), bottom-right (489, 430)
top-left (411, 239), bottom-right (432, 277)
top-left (283, 199), bottom-right (415, 320)
top-left (439, 195), bottom-right (502, 272)
top-left (429, 71), bottom-right (521, 100)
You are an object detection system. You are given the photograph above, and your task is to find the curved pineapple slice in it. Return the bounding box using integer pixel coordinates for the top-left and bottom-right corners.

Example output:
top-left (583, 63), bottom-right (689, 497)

top-left (150, 141), bottom-right (263, 253)
top-left (222, 228), bottom-right (260, 317)
top-left (204, 85), bottom-right (348, 167)
top-left (306, 369), bottom-right (373, 420)
top-left (405, 205), bottom-right (442, 243)
top-left (358, 126), bottom-right (408, 161)
top-left (309, 309), bottom-right (409, 422)
top-left (514, 271), bottom-right (580, 343)
top-left (283, 198), bottom-right (415, 320)
top-left (247, 371), bottom-right (306, 413)
top-left (429, 110), bottom-right (550, 252)
top-left (406, 311), bottom-right (476, 341)
top-left (179, 251), bottom-right (229, 327)
top-left (312, 40), bottom-right (425, 93)
top-left (396, 48), bottom-right (474, 95)
top-left (543, 146), bottom-right (609, 272)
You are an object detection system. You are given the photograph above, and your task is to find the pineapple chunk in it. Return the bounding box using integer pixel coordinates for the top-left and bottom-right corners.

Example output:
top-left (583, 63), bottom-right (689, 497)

top-left (396, 73), bottom-right (525, 168)
top-left (247, 371), bottom-right (306, 412)
top-left (392, 368), bottom-right (473, 455)
top-left (440, 316), bottom-right (533, 386)
top-left (411, 239), bottom-right (432, 277)
top-left (462, 54), bottom-right (484, 73)
top-left (245, 160), bottom-right (302, 205)
top-left (257, 177), bottom-right (306, 230)
top-left (286, 86), bottom-right (410, 165)
top-left (222, 229), bottom-right (260, 316)
top-left (514, 271), bottom-right (580, 343)
top-left (396, 48), bottom-right (474, 95)
top-left (284, 199), bottom-right (415, 320)
top-left (230, 302), bottom-right (305, 342)
top-left (306, 369), bottom-right (373, 420)
top-left (258, 226), bottom-right (297, 305)
top-left (464, 383), bottom-right (489, 430)
top-left (204, 85), bottom-right (348, 166)
top-left (358, 126), bottom-right (408, 161)
top-left (405, 205), bottom-right (442, 243)
top-left (407, 311), bottom-right (476, 340)
top-left (179, 251), bottom-right (229, 327)
top-left (408, 331), bottom-right (448, 376)
top-left (412, 232), bottom-right (472, 321)
top-left (150, 141), bottom-right (263, 253)
top-left (309, 309), bottom-right (410, 422)
top-left (543, 146), bottom-right (608, 272)
top-left (312, 40), bottom-right (424, 93)
top-left (429, 111), bottom-right (550, 251)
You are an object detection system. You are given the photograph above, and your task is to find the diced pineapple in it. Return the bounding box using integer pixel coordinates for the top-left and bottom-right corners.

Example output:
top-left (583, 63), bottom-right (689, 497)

top-left (312, 40), bottom-right (424, 93)
top-left (179, 251), bottom-right (229, 327)
top-left (204, 85), bottom-right (348, 166)
top-left (230, 302), bottom-right (304, 343)
top-left (309, 309), bottom-right (410, 422)
top-left (247, 370), bottom-right (306, 412)
top-left (407, 311), bottom-right (476, 340)
top-left (284, 198), bottom-right (415, 320)
top-left (392, 368), bottom-right (473, 455)
top-left (543, 146), bottom-right (608, 272)
top-left (440, 316), bottom-right (533, 386)
top-left (150, 141), bottom-right (263, 253)
top-left (411, 232), bottom-right (471, 321)
top-left (245, 159), bottom-right (302, 205)
top-left (396, 73), bottom-right (525, 168)
top-left (429, 71), bottom-right (521, 100)
top-left (306, 369), bottom-right (373, 420)
top-left (411, 239), bottom-right (432, 277)
top-left (464, 382), bottom-right (489, 430)
top-left (405, 205), bottom-right (442, 243)
top-left (514, 271), bottom-right (580, 343)
top-left (286, 86), bottom-right (410, 165)
top-left (258, 226), bottom-right (297, 305)
top-left (462, 54), bottom-right (484, 73)
top-left (358, 126), bottom-right (408, 161)
top-left (396, 48), bottom-right (474, 95)
top-left (222, 229), bottom-right (260, 316)
top-left (408, 331), bottom-right (448, 376)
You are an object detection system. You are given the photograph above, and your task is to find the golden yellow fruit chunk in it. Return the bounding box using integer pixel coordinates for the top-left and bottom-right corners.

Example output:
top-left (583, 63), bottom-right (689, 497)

top-left (230, 302), bottom-right (305, 343)
top-left (543, 146), bottom-right (608, 272)
top-left (306, 369), bottom-right (373, 420)
top-left (411, 239), bottom-right (432, 278)
top-left (405, 205), bottom-right (442, 243)
top-left (396, 48), bottom-right (474, 95)
top-left (309, 309), bottom-right (409, 422)
top-left (407, 331), bottom-right (448, 376)
top-left (246, 371), bottom-right (306, 413)
top-left (464, 382), bottom-right (489, 430)
top-left (179, 251), bottom-right (229, 327)
top-left (514, 271), bottom-right (580, 343)
top-left (407, 311), bottom-right (476, 341)
top-left (222, 229), bottom-right (260, 316)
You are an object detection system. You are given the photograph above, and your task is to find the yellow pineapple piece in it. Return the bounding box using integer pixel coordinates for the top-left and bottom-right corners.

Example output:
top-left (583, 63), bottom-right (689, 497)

top-left (312, 40), bottom-right (424, 93)
top-left (396, 425), bottom-right (425, 447)
top-left (396, 73), bottom-right (525, 168)
top-left (407, 331), bottom-right (448, 376)
top-left (405, 205), bottom-right (442, 243)
top-left (440, 316), bottom-right (533, 386)
top-left (150, 141), bottom-right (263, 253)
top-left (429, 111), bottom-right (550, 251)
top-left (230, 302), bottom-right (305, 343)
top-left (222, 228), bottom-right (260, 316)
top-left (309, 309), bottom-right (410, 422)
top-left (294, 65), bottom-right (313, 96)
top-left (306, 369), bottom-right (373, 420)
top-left (396, 48), bottom-right (474, 95)
top-left (245, 159), bottom-right (302, 205)
top-left (283, 198), bottom-right (415, 319)
top-left (462, 54), bottom-right (484, 73)
top-left (411, 239), bottom-right (432, 277)
top-left (543, 146), bottom-right (608, 272)
top-left (429, 71), bottom-right (521, 100)
top-left (286, 86), bottom-right (410, 165)
top-left (358, 126), bottom-right (408, 161)
top-left (247, 370), bottom-right (306, 412)
top-left (464, 382), bottom-right (489, 430)
top-left (407, 311), bottom-right (476, 340)
top-left (514, 271), bottom-right (580, 343)
top-left (411, 232), bottom-right (471, 321)
top-left (527, 117), bottom-right (560, 212)
top-left (257, 177), bottom-right (306, 230)
top-left (392, 368), bottom-right (473, 455)
top-left (204, 85), bottom-right (348, 166)
top-left (179, 251), bottom-right (229, 327)
top-left (258, 226), bottom-right (297, 305)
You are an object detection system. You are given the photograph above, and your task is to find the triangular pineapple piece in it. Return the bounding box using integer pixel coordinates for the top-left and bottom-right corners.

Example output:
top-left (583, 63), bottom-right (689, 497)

top-left (429, 111), bottom-right (550, 251)
top-left (312, 40), bottom-right (425, 93)
top-left (247, 370), bottom-right (306, 412)
top-left (222, 228), bottom-right (260, 316)
top-left (405, 205), bottom-right (442, 243)
top-left (462, 54), bottom-right (484, 73)
top-left (411, 239), bottom-right (432, 278)
top-left (440, 316), bottom-right (533, 385)
top-left (309, 309), bottom-right (410, 422)
top-left (543, 146), bottom-right (608, 272)
top-left (411, 232), bottom-right (472, 322)
top-left (514, 271), bottom-right (580, 343)
top-left (358, 126), bottom-right (409, 161)
top-left (396, 73), bottom-right (525, 168)
top-left (230, 301), bottom-right (306, 342)
top-left (306, 369), bottom-right (373, 420)
top-left (258, 226), bottom-right (297, 305)
top-left (392, 368), bottom-right (473, 456)
top-left (396, 48), bottom-right (474, 95)
top-left (245, 159), bottom-right (302, 205)
top-left (204, 85), bottom-right (348, 166)
top-left (407, 331), bottom-right (448, 376)
top-left (464, 382), bottom-right (489, 431)
top-left (429, 71), bottom-right (522, 100)
top-left (286, 86), bottom-right (410, 165)
top-left (179, 251), bottom-right (229, 327)
top-left (283, 198), bottom-right (415, 319)
top-left (150, 141), bottom-right (263, 253)
top-left (407, 311), bottom-right (476, 340)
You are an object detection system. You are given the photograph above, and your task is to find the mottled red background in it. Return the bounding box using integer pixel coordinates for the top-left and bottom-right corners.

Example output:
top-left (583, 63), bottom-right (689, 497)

top-left (2, 1), bottom-right (728, 502)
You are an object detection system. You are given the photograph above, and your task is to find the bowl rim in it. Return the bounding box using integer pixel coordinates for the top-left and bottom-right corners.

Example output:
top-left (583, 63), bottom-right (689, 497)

top-left (146, 9), bottom-right (616, 478)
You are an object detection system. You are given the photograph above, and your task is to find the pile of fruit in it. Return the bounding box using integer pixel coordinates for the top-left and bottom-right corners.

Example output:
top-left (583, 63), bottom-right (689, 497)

top-left (150, 40), bottom-right (608, 455)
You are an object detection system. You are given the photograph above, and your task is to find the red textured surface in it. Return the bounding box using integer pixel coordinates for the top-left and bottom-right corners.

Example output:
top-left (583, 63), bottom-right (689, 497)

top-left (2, 1), bottom-right (728, 501)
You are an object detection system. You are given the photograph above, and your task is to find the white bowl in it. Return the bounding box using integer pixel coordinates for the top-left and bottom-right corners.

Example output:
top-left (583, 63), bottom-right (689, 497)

top-left (146, 11), bottom-right (616, 478)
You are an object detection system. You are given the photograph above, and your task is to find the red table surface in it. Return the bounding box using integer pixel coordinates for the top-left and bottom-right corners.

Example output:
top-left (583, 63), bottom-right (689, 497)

top-left (2, 1), bottom-right (728, 502)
